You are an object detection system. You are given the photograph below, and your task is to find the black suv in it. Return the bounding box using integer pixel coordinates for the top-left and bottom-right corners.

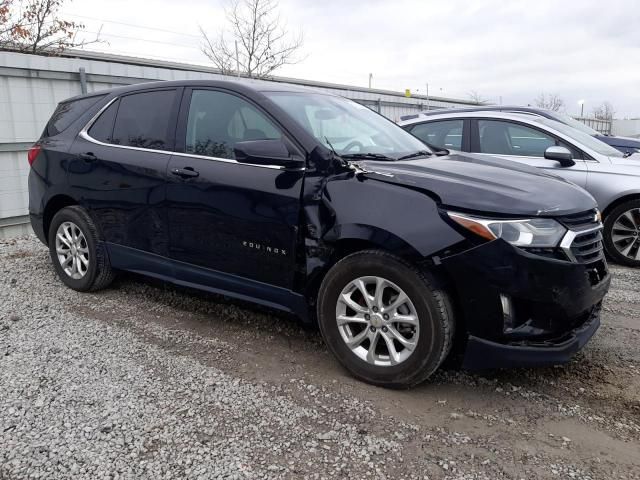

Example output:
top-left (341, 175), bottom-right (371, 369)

top-left (29, 80), bottom-right (610, 387)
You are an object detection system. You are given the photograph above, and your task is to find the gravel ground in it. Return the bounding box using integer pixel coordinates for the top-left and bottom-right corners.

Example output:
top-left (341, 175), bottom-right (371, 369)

top-left (1, 235), bottom-right (639, 480)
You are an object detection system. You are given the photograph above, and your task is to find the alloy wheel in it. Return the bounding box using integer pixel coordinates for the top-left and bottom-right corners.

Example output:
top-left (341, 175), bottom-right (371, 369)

top-left (335, 276), bottom-right (420, 366)
top-left (55, 221), bottom-right (90, 279)
top-left (611, 208), bottom-right (640, 261)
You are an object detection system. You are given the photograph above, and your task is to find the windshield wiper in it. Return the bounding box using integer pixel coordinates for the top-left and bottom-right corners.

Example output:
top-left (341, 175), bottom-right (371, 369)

top-left (623, 151), bottom-right (633, 158)
top-left (397, 150), bottom-right (433, 161)
top-left (341, 153), bottom-right (395, 161)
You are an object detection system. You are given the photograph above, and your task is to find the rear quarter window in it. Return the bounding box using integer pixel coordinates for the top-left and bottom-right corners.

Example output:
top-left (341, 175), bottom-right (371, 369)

top-left (110, 90), bottom-right (176, 151)
top-left (46, 95), bottom-right (105, 136)
top-left (88, 100), bottom-right (119, 143)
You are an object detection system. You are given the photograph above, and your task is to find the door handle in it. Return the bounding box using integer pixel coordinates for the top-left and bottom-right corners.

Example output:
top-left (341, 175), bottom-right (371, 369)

top-left (79, 152), bottom-right (97, 162)
top-left (171, 167), bottom-right (199, 179)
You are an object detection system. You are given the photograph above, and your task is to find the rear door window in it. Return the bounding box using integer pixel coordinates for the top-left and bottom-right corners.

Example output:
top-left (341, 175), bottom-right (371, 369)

top-left (47, 95), bottom-right (105, 136)
top-left (409, 120), bottom-right (463, 150)
top-left (111, 90), bottom-right (176, 151)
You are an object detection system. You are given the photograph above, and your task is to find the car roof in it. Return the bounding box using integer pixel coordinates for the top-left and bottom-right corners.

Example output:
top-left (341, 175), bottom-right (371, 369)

top-left (398, 110), bottom-right (556, 126)
top-left (399, 105), bottom-right (554, 123)
top-left (61, 78), bottom-right (333, 104)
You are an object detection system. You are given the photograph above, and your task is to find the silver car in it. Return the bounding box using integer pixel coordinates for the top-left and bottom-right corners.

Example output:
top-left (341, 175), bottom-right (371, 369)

top-left (399, 111), bottom-right (640, 267)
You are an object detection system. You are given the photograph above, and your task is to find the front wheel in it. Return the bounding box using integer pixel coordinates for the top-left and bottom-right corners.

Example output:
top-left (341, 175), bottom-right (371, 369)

top-left (317, 250), bottom-right (455, 388)
top-left (603, 200), bottom-right (640, 267)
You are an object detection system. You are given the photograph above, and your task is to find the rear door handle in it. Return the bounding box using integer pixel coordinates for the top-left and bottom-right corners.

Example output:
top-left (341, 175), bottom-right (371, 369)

top-left (171, 167), bottom-right (199, 179)
top-left (79, 152), bottom-right (97, 162)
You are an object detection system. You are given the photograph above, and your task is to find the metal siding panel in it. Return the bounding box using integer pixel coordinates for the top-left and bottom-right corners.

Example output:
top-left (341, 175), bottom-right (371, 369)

top-left (1, 77), bottom-right (81, 142)
top-left (0, 150), bottom-right (30, 218)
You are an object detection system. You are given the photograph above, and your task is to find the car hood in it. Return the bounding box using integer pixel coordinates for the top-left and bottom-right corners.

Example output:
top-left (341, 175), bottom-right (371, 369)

top-left (597, 134), bottom-right (640, 149)
top-left (610, 152), bottom-right (640, 166)
top-left (359, 152), bottom-right (596, 217)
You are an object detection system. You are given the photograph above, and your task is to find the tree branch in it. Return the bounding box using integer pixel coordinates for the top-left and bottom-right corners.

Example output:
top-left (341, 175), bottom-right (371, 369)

top-left (199, 0), bottom-right (304, 79)
top-left (1, 0), bottom-right (101, 55)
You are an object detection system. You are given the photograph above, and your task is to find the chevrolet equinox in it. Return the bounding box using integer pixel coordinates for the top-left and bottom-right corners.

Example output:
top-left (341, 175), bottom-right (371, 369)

top-left (29, 80), bottom-right (610, 387)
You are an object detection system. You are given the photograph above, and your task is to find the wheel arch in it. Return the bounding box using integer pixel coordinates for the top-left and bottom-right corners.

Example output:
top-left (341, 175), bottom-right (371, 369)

top-left (601, 192), bottom-right (640, 219)
top-left (303, 223), bottom-right (429, 322)
top-left (328, 224), bottom-right (424, 260)
top-left (43, 194), bottom-right (78, 244)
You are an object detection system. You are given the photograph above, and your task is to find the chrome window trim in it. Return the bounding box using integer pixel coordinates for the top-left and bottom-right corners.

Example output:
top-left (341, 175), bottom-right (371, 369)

top-left (559, 224), bottom-right (603, 263)
top-left (79, 96), bottom-right (305, 172)
top-left (470, 152), bottom-right (598, 164)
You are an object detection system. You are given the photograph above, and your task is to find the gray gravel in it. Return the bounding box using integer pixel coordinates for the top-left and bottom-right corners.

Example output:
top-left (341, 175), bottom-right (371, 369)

top-left (1, 236), bottom-right (639, 479)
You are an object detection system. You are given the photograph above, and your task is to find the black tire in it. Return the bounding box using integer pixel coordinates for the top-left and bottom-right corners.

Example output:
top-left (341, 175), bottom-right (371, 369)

top-left (48, 206), bottom-right (115, 291)
top-left (603, 200), bottom-right (640, 267)
top-left (317, 250), bottom-right (455, 388)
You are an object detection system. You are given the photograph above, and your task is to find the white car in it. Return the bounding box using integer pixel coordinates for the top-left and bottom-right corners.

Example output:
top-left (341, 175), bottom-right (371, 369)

top-left (399, 111), bottom-right (640, 267)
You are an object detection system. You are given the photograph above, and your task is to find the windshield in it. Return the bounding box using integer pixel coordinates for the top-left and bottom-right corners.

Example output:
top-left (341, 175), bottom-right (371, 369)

top-left (537, 117), bottom-right (624, 157)
top-left (548, 111), bottom-right (601, 136)
top-left (265, 92), bottom-right (431, 159)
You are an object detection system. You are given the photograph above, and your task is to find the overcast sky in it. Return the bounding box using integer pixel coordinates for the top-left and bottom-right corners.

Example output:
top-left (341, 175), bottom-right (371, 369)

top-left (62, 0), bottom-right (640, 117)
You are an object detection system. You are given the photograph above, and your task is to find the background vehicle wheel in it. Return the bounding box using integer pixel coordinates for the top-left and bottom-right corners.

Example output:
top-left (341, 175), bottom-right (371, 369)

top-left (317, 250), bottom-right (454, 388)
top-left (48, 206), bottom-right (115, 291)
top-left (603, 200), bottom-right (640, 267)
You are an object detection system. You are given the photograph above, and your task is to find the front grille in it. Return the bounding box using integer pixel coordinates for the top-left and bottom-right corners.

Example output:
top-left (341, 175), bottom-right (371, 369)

top-left (570, 229), bottom-right (604, 263)
top-left (557, 208), bottom-right (599, 229)
top-left (558, 209), bottom-right (604, 264)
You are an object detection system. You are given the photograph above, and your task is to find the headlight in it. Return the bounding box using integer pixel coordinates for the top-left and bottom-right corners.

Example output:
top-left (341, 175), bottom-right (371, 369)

top-left (448, 212), bottom-right (567, 247)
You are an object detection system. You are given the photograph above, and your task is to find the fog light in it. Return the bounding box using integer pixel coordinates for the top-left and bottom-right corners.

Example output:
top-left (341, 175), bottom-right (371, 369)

top-left (500, 293), bottom-right (514, 332)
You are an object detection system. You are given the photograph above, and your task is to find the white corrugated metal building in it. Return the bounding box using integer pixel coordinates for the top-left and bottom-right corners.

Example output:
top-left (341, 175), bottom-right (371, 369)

top-left (0, 49), bottom-right (480, 237)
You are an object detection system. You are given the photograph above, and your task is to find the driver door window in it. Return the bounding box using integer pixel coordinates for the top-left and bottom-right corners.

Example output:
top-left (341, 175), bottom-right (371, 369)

top-left (475, 119), bottom-right (587, 187)
top-left (185, 90), bottom-right (281, 159)
top-left (478, 120), bottom-right (558, 157)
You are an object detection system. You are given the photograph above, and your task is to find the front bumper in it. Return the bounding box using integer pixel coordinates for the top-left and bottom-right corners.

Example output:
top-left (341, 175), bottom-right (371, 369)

top-left (462, 304), bottom-right (601, 369)
top-left (441, 239), bottom-right (610, 370)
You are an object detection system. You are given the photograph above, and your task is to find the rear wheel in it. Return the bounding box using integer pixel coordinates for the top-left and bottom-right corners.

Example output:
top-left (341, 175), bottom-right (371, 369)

top-left (603, 200), bottom-right (640, 267)
top-left (317, 250), bottom-right (454, 388)
top-left (48, 206), bottom-right (115, 291)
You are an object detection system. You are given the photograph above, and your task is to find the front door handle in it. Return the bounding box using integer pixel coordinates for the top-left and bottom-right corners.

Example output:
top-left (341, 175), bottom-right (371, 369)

top-left (171, 167), bottom-right (199, 179)
top-left (79, 152), bottom-right (97, 162)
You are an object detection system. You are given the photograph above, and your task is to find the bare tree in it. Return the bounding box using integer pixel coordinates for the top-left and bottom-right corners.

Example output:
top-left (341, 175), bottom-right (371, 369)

top-left (0, 0), bottom-right (97, 54)
top-left (200, 0), bottom-right (303, 79)
top-left (0, 0), bottom-right (22, 48)
top-left (534, 92), bottom-right (565, 111)
top-left (593, 101), bottom-right (615, 121)
top-left (467, 90), bottom-right (488, 104)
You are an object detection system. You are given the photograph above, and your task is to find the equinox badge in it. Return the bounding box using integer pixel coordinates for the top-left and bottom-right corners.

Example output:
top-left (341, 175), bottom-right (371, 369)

top-left (242, 241), bottom-right (287, 256)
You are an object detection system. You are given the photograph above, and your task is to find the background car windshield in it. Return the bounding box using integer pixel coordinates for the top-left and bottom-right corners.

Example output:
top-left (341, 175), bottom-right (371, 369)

top-left (265, 92), bottom-right (430, 158)
top-left (538, 118), bottom-right (624, 157)
top-left (548, 111), bottom-right (601, 136)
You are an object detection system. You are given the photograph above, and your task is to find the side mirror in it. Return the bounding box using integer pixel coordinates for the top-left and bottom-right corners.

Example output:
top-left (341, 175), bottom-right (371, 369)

top-left (544, 146), bottom-right (575, 167)
top-left (234, 139), bottom-right (304, 169)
